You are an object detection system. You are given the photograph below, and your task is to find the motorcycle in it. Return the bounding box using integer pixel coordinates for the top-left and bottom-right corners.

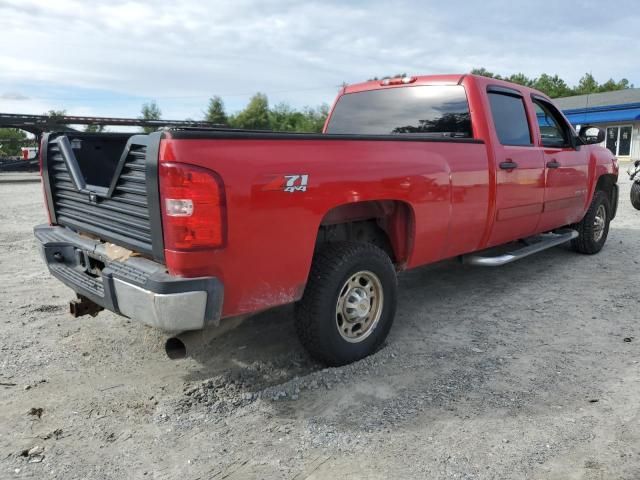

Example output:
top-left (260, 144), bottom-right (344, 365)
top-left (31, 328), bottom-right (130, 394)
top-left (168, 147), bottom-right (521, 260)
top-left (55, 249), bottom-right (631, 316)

top-left (629, 160), bottom-right (640, 210)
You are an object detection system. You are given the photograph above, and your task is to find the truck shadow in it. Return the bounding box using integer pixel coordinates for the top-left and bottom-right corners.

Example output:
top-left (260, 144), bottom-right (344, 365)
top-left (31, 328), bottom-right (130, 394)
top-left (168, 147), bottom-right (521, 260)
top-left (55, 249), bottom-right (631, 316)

top-left (175, 236), bottom-right (615, 412)
top-left (182, 303), bottom-right (321, 383)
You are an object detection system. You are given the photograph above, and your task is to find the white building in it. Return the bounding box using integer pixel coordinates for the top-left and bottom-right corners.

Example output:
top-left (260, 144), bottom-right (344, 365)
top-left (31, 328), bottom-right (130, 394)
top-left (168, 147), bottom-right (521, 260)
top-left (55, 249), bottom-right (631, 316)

top-left (555, 88), bottom-right (640, 162)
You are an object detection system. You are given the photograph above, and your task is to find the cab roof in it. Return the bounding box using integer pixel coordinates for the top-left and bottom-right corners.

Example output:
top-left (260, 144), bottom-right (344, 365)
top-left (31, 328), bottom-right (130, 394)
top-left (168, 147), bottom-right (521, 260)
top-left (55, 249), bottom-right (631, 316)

top-left (343, 74), bottom-right (466, 94)
top-left (343, 74), bottom-right (552, 102)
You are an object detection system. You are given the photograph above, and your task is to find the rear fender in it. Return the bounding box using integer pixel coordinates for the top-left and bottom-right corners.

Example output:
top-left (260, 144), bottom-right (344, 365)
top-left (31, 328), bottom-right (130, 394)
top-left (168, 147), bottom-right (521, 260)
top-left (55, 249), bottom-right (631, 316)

top-left (317, 200), bottom-right (415, 269)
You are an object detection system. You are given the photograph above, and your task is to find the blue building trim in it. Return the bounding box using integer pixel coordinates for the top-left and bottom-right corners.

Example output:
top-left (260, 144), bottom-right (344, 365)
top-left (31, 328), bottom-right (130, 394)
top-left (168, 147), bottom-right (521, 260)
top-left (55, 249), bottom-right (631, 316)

top-left (562, 102), bottom-right (640, 125)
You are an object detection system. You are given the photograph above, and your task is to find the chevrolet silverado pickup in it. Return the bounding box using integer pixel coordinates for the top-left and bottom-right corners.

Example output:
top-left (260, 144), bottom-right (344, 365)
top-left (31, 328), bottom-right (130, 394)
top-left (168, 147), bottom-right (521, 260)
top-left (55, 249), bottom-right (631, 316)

top-left (35, 74), bottom-right (619, 366)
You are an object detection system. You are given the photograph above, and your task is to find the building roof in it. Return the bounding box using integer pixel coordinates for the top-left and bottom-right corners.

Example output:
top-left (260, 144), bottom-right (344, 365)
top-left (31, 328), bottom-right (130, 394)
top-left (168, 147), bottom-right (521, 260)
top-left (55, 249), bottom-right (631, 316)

top-left (554, 88), bottom-right (640, 110)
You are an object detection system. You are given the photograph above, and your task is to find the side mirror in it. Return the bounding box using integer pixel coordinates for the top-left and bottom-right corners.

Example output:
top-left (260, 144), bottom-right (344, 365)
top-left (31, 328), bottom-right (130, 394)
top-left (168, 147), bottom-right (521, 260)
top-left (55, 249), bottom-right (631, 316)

top-left (579, 125), bottom-right (605, 145)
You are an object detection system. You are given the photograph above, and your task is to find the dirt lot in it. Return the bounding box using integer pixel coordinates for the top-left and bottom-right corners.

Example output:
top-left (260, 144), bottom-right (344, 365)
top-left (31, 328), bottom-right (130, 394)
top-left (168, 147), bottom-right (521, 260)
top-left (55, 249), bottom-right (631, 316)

top-left (1, 174), bottom-right (639, 480)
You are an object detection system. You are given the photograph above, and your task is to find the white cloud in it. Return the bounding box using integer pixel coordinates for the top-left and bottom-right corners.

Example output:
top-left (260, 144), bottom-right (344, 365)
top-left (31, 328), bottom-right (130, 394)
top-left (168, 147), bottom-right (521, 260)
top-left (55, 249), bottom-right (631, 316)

top-left (0, 0), bottom-right (638, 118)
top-left (0, 92), bottom-right (29, 100)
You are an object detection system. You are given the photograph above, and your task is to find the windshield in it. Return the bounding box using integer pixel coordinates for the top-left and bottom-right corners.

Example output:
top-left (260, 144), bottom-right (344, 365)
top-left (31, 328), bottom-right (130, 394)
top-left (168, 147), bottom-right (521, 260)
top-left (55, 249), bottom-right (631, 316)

top-left (326, 85), bottom-right (472, 137)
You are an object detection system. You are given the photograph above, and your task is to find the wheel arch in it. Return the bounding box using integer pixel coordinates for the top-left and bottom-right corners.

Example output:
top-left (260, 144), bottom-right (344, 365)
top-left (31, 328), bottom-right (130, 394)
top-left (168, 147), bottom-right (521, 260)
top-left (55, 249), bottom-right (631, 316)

top-left (315, 199), bottom-right (415, 269)
top-left (594, 173), bottom-right (618, 219)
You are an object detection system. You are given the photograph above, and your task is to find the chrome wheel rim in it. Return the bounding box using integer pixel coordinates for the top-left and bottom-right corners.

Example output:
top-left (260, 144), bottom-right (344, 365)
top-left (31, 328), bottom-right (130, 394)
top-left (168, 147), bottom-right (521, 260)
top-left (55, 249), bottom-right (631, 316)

top-left (335, 271), bottom-right (383, 343)
top-left (593, 204), bottom-right (607, 242)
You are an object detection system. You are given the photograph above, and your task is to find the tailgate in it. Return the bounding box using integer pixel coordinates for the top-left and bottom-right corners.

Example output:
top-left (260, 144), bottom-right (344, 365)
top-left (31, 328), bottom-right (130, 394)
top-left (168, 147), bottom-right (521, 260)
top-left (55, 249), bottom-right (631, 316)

top-left (41, 132), bottom-right (164, 261)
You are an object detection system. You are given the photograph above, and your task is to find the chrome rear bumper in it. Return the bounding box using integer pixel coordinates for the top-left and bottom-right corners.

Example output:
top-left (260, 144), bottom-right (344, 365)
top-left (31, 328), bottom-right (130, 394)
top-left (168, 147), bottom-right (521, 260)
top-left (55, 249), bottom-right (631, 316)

top-left (34, 224), bottom-right (223, 332)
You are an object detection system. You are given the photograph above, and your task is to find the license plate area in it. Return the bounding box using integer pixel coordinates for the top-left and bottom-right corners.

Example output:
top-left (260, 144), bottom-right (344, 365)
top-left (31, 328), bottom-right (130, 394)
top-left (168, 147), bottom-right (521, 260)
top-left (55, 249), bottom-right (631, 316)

top-left (74, 249), bottom-right (105, 277)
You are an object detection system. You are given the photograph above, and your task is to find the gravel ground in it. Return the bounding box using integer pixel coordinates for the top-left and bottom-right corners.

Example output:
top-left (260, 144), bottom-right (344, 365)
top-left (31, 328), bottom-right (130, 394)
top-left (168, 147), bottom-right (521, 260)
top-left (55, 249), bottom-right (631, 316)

top-left (1, 173), bottom-right (639, 479)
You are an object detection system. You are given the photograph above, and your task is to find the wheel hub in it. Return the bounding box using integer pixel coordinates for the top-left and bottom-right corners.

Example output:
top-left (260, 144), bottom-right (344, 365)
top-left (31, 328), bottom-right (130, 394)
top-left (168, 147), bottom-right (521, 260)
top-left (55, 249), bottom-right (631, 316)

top-left (593, 204), bottom-right (607, 242)
top-left (345, 287), bottom-right (371, 320)
top-left (336, 271), bottom-right (383, 343)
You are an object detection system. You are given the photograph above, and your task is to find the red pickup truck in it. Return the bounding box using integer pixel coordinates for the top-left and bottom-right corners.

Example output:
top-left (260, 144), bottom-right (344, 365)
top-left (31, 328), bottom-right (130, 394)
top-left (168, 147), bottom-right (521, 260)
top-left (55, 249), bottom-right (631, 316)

top-left (35, 74), bottom-right (618, 365)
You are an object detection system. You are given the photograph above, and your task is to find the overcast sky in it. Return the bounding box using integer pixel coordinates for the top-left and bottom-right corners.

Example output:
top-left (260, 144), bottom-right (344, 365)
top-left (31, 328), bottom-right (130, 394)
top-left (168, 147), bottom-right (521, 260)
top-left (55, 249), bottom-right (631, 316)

top-left (0, 0), bottom-right (638, 120)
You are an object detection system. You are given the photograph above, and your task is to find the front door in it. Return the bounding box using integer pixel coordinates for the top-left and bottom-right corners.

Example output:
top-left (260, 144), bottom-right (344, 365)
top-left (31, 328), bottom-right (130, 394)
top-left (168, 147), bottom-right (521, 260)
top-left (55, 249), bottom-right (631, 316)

top-left (486, 89), bottom-right (545, 247)
top-left (619, 126), bottom-right (633, 156)
top-left (532, 97), bottom-right (589, 231)
top-left (606, 125), bottom-right (633, 157)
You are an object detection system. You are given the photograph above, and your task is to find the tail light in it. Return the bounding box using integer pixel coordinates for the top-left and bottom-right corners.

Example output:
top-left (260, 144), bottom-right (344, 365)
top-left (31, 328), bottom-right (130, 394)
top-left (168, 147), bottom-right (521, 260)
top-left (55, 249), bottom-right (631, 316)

top-left (159, 162), bottom-right (226, 250)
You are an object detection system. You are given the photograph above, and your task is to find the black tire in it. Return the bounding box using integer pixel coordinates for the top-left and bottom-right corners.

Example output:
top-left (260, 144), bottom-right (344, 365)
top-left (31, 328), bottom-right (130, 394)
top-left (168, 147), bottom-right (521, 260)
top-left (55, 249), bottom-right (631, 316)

top-left (295, 242), bottom-right (397, 366)
top-left (571, 190), bottom-right (611, 254)
top-left (631, 182), bottom-right (640, 210)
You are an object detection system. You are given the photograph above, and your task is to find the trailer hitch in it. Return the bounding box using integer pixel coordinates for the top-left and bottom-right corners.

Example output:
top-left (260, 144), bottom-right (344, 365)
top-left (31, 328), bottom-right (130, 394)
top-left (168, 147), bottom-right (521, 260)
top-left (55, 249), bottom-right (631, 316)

top-left (69, 295), bottom-right (103, 318)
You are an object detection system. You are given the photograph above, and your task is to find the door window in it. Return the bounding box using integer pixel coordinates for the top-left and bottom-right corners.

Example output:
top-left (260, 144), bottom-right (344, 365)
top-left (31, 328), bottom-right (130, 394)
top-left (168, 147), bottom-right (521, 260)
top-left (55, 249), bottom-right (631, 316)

top-left (487, 92), bottom-right (532, 146)
top-left (533, 99), bottom-right (571, 148)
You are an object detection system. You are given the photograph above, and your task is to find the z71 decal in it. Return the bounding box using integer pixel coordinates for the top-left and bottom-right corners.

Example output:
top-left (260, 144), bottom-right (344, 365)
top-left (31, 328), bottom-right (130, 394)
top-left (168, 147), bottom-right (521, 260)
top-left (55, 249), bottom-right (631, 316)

top-left (263, 174), bottom-right (309, 193)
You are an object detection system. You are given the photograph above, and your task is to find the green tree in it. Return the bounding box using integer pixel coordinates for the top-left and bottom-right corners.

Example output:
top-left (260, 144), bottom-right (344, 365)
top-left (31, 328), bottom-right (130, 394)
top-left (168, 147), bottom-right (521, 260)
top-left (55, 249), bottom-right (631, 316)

top-left (204, 95), bottom-right (325, 133)
top-left (204, 96), bottom-right (228, 125)
top-left (230, 93), bottom-right (270, 130)
top-left (268, 102), bottom-right (300, 131)
top-left (298, 104), bottom-right (329, 133)
top-left (0, 128), bottom-right (28, 156)
top-left (45, 109), bottom-right (67, 119)
top-left (471, 67), bottom-right (502, 80)
top-left (506, 73), bottom-right (534, 87)
top-left (533, 74), bottom-right (572, 98)
top-left (139, 101), bottom-right (162, 133)
top-left (42, 109), bottom-right (69, 129)
top-left (616, 78), bottom-right (631, 89)
top-left (574, 73), bottom-right (600, 95)
top-left (84, 124), bottom-right (106, 133)
top-left (598, 77), bottom-right (631, 93)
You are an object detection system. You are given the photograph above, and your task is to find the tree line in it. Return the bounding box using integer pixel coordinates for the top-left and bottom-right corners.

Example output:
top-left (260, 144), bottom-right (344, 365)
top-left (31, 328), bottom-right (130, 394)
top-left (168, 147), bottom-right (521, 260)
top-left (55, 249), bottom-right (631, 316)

top-left (138, 95), bottom-right (329, 134)
top-left (471, 68), bottom-right (633, 98)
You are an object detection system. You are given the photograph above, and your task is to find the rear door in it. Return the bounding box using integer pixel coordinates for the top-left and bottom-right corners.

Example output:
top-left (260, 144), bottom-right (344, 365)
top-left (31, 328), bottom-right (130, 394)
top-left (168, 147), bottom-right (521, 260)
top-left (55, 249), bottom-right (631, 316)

top-left (531, 96), bottom-right (589, 231)
top-left (486, 87), bottom-right (545, 246)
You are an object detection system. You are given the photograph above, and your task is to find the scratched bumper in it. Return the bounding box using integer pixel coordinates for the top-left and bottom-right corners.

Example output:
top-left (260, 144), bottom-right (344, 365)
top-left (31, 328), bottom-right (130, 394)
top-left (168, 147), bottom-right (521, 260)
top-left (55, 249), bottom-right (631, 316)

top-left (34, 224), bottom-right (223, 331)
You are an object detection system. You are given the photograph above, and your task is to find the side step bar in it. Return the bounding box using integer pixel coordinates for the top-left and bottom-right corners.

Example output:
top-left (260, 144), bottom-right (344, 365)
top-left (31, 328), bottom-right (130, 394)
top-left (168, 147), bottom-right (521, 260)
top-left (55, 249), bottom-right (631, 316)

top-left (462, 229), bottom-right (578, 267)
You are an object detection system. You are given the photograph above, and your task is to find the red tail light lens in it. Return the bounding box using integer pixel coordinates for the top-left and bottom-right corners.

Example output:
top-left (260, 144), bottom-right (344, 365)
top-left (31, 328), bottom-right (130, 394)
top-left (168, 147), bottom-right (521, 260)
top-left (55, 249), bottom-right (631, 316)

top-left (159, 162), bottom-right (226, 250)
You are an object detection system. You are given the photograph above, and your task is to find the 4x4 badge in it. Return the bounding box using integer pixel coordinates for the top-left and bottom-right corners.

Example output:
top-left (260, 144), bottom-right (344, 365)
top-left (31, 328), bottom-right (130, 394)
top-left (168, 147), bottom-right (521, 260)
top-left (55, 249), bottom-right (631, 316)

top-left (263, 174), bottom-right (309, 193)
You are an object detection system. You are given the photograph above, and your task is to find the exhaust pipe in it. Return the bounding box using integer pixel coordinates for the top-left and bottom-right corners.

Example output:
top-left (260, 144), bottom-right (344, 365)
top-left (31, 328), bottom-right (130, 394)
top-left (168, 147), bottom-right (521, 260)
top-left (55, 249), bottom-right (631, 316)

top-left (165, 316), bottom-right (246, 360)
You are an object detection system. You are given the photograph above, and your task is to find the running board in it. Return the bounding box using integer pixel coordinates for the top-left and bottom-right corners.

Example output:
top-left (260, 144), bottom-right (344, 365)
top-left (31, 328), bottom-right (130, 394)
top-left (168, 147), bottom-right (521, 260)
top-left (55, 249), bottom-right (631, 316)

top-left (462, 229), bottom-right (578, 267)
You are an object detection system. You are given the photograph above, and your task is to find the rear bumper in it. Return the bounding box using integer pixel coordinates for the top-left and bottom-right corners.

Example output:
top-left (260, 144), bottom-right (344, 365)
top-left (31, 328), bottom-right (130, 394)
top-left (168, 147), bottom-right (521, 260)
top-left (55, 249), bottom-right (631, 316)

top-left (34, 225), bottom-right (223, 331)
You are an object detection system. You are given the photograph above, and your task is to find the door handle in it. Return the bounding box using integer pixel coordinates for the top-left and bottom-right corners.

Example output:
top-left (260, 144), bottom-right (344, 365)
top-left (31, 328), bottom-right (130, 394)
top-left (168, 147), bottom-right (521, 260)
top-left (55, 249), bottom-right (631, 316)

top-left (546, 159), bottom-right (561, 169)
top-left (499, 161), bottom-right (518, 170)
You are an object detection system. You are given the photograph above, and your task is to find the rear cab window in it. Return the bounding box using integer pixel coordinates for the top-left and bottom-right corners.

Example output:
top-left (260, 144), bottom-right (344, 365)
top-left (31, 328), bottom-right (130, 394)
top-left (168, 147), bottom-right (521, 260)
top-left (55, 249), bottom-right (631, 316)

top-left (325, 85), bottom-right (472, 138)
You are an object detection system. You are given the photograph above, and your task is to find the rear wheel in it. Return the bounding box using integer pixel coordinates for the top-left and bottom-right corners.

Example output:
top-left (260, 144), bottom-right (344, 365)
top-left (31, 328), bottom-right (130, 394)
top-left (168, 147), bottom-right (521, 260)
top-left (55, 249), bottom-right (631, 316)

top-left (631, 182), bottom-right (640, 210)
top-left (571, 190), bottom-right (611, 254)
top-left (295, 242), bottom-right (397, 366)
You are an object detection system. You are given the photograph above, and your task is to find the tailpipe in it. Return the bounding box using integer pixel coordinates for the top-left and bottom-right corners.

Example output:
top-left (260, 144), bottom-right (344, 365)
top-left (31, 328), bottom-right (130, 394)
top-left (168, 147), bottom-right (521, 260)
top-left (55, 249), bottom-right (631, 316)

top-left (165, 316), bottom-right (245, 360)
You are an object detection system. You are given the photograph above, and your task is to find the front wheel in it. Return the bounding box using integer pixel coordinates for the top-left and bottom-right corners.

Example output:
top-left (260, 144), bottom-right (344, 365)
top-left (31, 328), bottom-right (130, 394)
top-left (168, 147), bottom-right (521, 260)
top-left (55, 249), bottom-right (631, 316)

top-left (631, 182), bottom-right (640, 210)
top-left (571, 190), bottom-right (611, 254)
top-left (295, 242), bottom-right (397, 366)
